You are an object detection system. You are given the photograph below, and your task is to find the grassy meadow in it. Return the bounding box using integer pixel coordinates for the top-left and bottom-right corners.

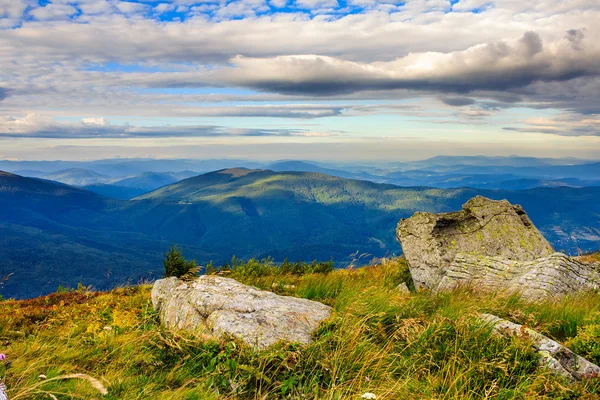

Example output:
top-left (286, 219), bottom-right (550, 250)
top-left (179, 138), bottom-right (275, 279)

top-left (1, 257), bottom-right (600, 399)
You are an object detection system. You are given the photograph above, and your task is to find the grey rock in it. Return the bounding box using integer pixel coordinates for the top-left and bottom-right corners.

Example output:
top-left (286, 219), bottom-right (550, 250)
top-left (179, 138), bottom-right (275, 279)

top-left (480, 313), bottom-right (600, 382)
top-left (152, 275), bottom-right (332, 349)
top-left (440, 253), bottom-right (600, 300)
top-left (397, 196), bottom-right (554, 291)
top-left (396, 282), bottom-right (410, 295)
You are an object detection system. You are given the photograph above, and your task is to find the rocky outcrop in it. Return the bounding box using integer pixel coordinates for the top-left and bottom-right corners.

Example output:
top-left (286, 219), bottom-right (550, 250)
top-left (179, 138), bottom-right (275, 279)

top-left (481, 314), bottom-right (600, 382)
top-left (152, 276), bottom-right (332, 349)
top-left (440, 253), bottom-right (600, 300)
top-left (397, 196), bottom-right (555, 291)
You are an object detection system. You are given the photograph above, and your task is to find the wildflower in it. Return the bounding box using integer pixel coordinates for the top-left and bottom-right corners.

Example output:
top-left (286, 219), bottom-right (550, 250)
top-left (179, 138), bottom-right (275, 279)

top-left (0, 354), bottom-right (5, 361)
top-left (361, 393), bottom-right (377, 399)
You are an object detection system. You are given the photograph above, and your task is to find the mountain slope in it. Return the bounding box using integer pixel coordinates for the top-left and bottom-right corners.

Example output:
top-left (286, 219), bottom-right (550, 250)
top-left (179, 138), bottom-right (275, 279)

top-left (0, 172), bottom-right (165, 297)
top-left (268, 161), bottom-right (385, 182)
top-left (1, 169), bottom-right (599, 299)
top-left (114, 171), bottom-right (197, 191)
top-left (41, 168), bottom-right (113, 186)
top-left (138, 168), bottom-right (600, 255)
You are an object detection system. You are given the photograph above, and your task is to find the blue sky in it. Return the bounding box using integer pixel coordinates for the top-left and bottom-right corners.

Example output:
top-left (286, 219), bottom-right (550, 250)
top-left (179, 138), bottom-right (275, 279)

top-left (0, 0), bottom-right (599, 160)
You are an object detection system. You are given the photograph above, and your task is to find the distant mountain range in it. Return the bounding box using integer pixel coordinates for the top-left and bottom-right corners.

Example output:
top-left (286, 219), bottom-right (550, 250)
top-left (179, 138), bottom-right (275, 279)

top-left (11, 169), bottom-right (200, 199)
top-left (1, 167), bottom-right (599, 299)
top-left (2, 156), bottom-right (599, 199)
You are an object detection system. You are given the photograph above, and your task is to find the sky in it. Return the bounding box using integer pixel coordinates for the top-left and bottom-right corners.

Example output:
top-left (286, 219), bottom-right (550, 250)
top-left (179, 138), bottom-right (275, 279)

top-left (0, 0), bottom-right (599, 161)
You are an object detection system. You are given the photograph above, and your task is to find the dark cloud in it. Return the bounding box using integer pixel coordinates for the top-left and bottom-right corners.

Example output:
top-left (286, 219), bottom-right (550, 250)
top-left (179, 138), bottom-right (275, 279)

top-left (518, 31), bottom-right (543, 56)
top-left (441, 97), bottom-right (476, 106)
top-left (208, 32), bottom-right (599, 97)
top-left (566, 29), bottom-right (586, 50)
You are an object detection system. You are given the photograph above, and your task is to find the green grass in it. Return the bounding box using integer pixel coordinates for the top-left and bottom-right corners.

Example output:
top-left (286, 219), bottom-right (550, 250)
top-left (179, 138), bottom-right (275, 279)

top-left (1, 258), bottom-right (600, 399)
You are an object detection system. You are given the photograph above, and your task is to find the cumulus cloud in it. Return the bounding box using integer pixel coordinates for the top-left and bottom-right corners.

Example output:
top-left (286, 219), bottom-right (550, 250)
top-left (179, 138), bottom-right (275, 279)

top-left (451, 0), bottom-right (492, 12)
top-left (269, 0), bottom-right (288, 8)
top-left (116, 1), bottom-right (149, 15)
top-left (199, 31), bottom-right (599, 95)
top-left (30, 4), bottom-right (78, 21)
top-left (0, 0), bottom-right (31, 19)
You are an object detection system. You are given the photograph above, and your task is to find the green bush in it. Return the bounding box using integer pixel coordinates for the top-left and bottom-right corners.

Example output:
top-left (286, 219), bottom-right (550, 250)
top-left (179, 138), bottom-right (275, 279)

top-left (163, 245), bottom-right (198, 279)
top-left (566, 323), bottom-right (600, 365)
top-left (212, 257), bottom-right (335, 280)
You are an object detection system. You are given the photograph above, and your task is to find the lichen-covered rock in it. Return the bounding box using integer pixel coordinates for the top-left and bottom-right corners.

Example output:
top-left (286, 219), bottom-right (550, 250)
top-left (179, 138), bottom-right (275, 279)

top-left (396, 196), bottom-right (554, 290)
top-left (480, 313), bottom-right (600, 382)
top-left (440, 253), bottom-right (600, 300)
top-left (152, 276), bottom-right (332, 349)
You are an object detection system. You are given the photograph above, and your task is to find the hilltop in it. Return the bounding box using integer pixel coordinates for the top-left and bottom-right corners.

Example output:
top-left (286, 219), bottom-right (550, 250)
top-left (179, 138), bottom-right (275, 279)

top-left (1, 257), bottom-right (600, 399)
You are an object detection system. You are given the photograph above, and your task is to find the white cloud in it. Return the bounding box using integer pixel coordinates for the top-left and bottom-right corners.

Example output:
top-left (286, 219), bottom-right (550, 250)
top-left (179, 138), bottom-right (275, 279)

top-left (0, 0), bottom-right (31, 19)
top-left (154, 4), bottom-right (176, 14)
top-left (29, 4), bottom-right (78, 21)
top-left (116, 1), bottom-right (149, 14)
top-left (82, 117), bottom-right (111, 125)
top-left (78, 0), bottom-right (115, 15)
top-left (452, 0), bottom-right (492, 12)
top-left (270, 0), bottom-right (288, 8)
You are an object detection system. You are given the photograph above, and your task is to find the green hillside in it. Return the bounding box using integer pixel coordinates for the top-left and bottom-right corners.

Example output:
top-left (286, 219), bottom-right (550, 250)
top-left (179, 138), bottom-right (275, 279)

top-left (1, 260), bottom-right (600, 399)
top-left (1, 169), bottom-right (599, 299)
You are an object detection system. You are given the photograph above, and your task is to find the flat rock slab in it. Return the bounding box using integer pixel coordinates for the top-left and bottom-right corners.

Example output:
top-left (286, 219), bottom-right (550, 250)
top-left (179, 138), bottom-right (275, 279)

top-left (441, 253), bottom-right (600, 300)
top-left (481, 313), bottom-right (600, 382)
top-left (152, 276), bottom-right (332, 349)
top-left (397, 196), bottom-right (554, 291)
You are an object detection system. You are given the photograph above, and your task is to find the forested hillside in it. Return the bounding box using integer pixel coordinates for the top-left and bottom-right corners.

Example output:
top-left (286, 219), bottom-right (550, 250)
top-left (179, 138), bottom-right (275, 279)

top-left (1, 169), bottom-right (599, 299)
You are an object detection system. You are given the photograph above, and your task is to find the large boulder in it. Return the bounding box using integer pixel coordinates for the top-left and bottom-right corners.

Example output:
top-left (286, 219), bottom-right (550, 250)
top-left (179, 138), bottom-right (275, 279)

top-left (396, 196), bottom-right (554, 291)
top-left (152, 276), bottom-right (332, 349)
top-left (441, 253), bottom-right (600, 300)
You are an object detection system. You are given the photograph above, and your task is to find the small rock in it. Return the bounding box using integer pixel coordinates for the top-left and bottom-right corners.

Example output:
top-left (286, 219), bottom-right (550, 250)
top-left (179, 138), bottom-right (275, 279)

top-left (480, 313), bottom-right (600, 382)
top-left (396, 282), bottom-right (410, 295)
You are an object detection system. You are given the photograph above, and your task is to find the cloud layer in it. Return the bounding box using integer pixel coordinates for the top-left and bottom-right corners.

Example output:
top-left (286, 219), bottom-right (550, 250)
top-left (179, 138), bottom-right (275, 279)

top-left (0, 0), bottom-right (598, 143)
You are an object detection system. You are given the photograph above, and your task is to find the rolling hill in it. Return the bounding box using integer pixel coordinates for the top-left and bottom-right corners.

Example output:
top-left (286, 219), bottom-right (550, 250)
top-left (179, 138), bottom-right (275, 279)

top-left (1, 168), bottom-right (599, 299)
